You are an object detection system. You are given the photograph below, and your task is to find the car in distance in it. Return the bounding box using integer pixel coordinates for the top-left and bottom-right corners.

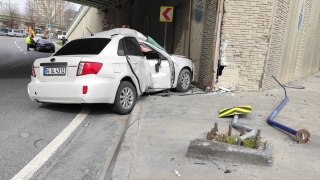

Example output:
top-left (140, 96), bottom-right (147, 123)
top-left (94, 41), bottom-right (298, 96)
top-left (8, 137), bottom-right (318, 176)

top-left (8, 29), bottom-right (25, 37)
top-left (28, 28), bottom-right (195, 115)
top-left (35, 38), bottom-right (55, 52)
top-left (0, 29), bottom-right (8, 36)
top-left (33, 34), bottom-right (44, 42)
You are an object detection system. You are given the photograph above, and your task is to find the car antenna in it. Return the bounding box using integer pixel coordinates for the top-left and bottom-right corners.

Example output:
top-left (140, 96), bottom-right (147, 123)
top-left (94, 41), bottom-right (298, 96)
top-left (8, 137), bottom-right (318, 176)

top-left (86, 27), bottom-right (94, 36)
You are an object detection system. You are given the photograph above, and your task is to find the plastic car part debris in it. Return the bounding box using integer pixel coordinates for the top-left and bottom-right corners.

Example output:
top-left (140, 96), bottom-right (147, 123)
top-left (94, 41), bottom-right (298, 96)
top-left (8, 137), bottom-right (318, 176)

top-left (283, 84), bottom-right (305, 89)
top-left (267, 75), bottom-right (310, 143)
top-left (174, 170), bottom-right (181, 177)
top-left (219, 87), bottom-right (231, 92)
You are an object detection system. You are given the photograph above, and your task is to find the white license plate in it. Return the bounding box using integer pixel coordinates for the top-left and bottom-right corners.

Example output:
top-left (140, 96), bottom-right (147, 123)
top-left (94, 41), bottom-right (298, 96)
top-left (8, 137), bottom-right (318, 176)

top-left (44, 67), bottom-right (66, 76)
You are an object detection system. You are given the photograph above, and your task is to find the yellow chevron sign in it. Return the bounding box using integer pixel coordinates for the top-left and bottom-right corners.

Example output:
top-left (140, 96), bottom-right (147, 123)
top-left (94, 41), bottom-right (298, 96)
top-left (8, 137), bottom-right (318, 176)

top-left (218, 105), bottom-right (252, 118)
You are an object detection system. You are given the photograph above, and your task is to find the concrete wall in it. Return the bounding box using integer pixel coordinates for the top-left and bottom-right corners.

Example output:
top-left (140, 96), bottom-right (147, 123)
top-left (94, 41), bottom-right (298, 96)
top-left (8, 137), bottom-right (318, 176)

top-left (217, 0), bottom-right (320, 91)
top-left (68, 7), bottom-right (105, 40)
top-left (262, 0), bottom-right (320, 89)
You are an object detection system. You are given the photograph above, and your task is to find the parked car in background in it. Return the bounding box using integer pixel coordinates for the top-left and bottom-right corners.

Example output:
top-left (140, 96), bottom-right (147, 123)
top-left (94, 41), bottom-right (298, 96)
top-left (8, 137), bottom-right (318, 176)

top-left (0, 29), bottom-right (8, 36)
top-left (28, 28), bottom-right (194, 115)
top-left (8, 29), bottom-right (26, 37)
top-left (35, 38), bottom-right (55, 52)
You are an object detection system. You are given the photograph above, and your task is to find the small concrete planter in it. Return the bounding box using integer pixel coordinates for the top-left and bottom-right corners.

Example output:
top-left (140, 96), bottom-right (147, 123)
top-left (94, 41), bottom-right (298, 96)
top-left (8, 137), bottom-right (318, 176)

top-left (187, 139), bottom-right (274, 166)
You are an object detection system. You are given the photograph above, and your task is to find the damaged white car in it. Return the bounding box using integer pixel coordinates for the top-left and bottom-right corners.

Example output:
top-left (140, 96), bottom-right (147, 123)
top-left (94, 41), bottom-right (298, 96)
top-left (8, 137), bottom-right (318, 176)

top-left (28, 28), bottom-right (195, 114)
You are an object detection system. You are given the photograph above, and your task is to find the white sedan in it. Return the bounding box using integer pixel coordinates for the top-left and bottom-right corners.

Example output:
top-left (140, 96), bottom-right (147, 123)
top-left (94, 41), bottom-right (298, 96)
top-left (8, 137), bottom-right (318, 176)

top-left (28, 28), bottom-right (195, 114)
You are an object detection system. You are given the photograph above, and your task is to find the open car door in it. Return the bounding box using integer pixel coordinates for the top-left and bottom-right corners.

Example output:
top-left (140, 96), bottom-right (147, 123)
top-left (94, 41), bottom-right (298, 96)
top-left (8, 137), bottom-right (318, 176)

top-left (140, 42), bottom-right (172, 90)
top-left (122, 37), bottom-right (151, 93)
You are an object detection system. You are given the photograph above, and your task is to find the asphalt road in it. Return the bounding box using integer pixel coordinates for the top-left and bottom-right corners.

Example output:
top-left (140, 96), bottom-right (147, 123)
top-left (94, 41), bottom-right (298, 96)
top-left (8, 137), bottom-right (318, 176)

top-left (0, 37), bottom-right (128, 179)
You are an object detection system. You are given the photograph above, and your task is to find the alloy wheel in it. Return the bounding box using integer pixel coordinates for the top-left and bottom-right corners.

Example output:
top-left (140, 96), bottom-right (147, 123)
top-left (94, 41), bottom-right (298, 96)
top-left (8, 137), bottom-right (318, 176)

top-left (181, 73), bottom-right (190, 89)
top-left (120, 87), bottom-right (134, 109)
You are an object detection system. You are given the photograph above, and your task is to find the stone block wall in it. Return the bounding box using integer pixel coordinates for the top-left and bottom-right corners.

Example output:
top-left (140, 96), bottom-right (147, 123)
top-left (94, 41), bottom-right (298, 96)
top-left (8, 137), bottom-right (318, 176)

top-left (217, 0), bottom-right (275, 91)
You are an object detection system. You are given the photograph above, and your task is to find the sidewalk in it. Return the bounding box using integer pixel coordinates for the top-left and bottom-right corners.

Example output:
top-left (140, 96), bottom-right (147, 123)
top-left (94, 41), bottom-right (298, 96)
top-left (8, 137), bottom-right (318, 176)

top-left (110, 72), bottom-right (320, 179)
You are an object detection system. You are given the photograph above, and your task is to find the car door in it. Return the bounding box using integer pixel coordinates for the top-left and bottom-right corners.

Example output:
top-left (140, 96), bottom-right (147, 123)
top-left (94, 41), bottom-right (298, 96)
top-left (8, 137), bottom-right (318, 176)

top-left (122, 37), bottom-right (151, 93)
top-left (140, 42), bottom-right (172, 89)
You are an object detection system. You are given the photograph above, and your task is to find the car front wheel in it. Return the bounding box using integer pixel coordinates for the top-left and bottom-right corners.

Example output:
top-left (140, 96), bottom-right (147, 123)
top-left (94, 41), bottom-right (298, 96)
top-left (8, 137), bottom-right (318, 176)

top-left (175, 69), bottom-right (191, 92)
top-left (112, 81), bottom-right (136, 115)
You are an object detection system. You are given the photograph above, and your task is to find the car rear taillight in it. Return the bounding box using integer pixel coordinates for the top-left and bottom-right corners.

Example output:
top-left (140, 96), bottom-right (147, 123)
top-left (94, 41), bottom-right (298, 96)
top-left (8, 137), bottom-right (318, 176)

top-left (77, 62), bottom-right (103, 76)
top-left (31, 64), bottom-right (36, 77)
top-left (40, 42), bottom-right (43, 46)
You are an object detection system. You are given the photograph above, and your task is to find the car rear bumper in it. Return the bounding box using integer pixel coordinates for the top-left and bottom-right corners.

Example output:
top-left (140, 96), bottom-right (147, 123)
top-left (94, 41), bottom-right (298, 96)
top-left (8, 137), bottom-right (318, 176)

top-left (39, 46), bottom-right (55, 51)
top-left (28, 76), bottom-right (119, 104)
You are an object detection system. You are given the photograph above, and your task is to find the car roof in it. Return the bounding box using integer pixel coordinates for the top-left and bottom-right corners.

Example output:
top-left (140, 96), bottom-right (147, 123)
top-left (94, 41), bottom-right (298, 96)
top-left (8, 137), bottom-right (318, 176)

top-left (84, 28), bottom-right (147, 41)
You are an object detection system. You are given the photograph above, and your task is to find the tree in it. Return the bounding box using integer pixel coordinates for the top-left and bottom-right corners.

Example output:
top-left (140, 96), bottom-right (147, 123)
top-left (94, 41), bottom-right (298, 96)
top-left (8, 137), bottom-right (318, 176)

top-left (64, 1), bottom-right (77, 24)
top-left (3, 0), bottom-right (19, 28)
top-left (38, 0), bottom-right (55, 24)
top-left (24, 0), bottom-right (37, 28)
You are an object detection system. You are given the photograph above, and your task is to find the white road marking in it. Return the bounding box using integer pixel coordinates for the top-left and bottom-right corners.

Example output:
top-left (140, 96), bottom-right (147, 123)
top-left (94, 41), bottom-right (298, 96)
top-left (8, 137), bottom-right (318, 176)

top-left (12, 106), bottom-right (91, 180)
top-left (10, 62), bottom-right (26, 68)
top-left (17, 46), bottom-right (20, 48)
top-left (24, 52), bottom-right (26, 54)
top-left (20, 49), bottom-right (23, 51)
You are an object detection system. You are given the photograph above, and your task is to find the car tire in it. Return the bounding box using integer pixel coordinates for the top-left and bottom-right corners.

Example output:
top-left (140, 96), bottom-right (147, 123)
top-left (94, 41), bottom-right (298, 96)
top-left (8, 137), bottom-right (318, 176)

top-left (112, 81), bottom-right (136, 115)
top-left (175, 69), bottom-right (191, 92)
top-left (37, 45), bottom-right (41, 52)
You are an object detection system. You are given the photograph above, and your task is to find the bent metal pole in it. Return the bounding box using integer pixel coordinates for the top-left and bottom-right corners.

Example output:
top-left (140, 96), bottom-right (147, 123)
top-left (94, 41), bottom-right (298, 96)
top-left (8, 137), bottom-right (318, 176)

top-left (267, 76), bottom-right (310, 143)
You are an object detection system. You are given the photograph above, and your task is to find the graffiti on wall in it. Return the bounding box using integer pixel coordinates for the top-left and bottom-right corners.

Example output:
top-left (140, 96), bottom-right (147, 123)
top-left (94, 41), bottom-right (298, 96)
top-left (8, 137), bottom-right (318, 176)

top-left (195, 0), bottom-right (204, 23)
top-left (298, 1), bottom-right (304, 31)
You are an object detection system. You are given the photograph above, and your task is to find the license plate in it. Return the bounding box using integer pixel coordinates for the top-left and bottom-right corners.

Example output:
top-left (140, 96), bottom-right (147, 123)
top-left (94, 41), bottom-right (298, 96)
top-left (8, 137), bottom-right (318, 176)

top-left (44, 67), bottom-right (66, 76)
top-left (46, 47), bottom-right (51, 49)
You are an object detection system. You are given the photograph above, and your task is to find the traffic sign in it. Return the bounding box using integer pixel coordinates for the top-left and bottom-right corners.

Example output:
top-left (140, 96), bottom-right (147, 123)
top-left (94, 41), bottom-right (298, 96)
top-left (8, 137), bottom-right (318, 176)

top-left (47, 24), bottom-right (51, 31)
top-left (122, 25), bottom-right (129, 28)
top-left (159, 6), bottom-right (174, 22)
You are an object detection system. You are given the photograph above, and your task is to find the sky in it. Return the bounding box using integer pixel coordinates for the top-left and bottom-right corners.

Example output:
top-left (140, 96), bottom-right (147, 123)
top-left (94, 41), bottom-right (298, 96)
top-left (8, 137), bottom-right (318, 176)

top-left (0, 0), bottom-right (81, 14)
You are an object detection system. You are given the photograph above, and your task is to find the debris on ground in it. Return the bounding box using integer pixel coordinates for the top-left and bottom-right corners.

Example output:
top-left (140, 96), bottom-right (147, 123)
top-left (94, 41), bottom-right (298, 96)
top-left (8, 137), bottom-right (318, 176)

top-left (283, 84), bottom-right (305, 89)
top-left (194, 162), bottom-right (206, 165)
top-left (174, 170), bottom-right (181, 177)
top-left (224, 170), bottom-right (232, 173)
top-left (219, 87), bottom-right (231, 92)
top-left (34, 139), bottom-right (43, 147)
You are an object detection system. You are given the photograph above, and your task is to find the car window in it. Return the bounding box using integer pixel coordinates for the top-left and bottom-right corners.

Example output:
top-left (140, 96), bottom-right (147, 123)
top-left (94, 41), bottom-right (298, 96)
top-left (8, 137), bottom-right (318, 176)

top-left (141, 43), bottom-right (167, 60)
top-left (118, 39), bottom-right (125, 56)
top-left (54, 38), bottom-right (111, 56)
top-left (123, 37), bottom-right (143, 56)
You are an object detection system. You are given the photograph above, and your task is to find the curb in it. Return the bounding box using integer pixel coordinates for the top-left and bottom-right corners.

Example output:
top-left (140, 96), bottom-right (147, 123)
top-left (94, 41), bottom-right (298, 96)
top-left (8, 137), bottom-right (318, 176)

top-left (105, 105), bottom-right (141, 180)
top-left (187, 139), bottom-right (274, 167)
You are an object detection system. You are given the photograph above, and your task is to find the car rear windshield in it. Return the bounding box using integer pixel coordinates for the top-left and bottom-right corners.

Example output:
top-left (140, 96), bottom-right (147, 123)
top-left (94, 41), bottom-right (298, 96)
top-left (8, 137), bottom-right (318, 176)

top-left (54, 38), bottom-right (111, 56)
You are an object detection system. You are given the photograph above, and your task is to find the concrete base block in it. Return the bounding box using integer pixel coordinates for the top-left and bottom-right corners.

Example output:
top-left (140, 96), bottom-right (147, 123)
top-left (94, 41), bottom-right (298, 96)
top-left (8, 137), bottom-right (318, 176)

top-left (186, 139), bottom-right (274, 166)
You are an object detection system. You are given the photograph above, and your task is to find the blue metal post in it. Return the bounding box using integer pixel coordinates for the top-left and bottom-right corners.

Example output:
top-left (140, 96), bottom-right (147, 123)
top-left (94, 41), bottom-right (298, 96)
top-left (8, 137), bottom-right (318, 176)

top-left (267, 76), bottom-right (298, 135)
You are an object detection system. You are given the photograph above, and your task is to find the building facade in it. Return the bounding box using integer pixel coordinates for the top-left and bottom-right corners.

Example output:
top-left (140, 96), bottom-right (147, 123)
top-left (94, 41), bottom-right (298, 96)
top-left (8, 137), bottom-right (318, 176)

top-left (34, 0), bottom-right (65, 24)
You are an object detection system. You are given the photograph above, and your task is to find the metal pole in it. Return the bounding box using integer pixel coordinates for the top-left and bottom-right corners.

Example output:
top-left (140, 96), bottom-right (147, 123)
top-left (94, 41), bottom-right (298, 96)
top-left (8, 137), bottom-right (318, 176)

top-left (48, 0), bottom-right (50, 39)
top-left (164, 22), bottom-right (167, 50)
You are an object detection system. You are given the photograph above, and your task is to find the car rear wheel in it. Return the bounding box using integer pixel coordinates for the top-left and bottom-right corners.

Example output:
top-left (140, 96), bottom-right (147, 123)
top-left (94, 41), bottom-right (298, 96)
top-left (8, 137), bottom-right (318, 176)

top-left (175, 69), bottom-right (191, 92)
top-left (37, 45), bottom-right (41, 52)
top-left (112, 81), bottom-right (136, 115)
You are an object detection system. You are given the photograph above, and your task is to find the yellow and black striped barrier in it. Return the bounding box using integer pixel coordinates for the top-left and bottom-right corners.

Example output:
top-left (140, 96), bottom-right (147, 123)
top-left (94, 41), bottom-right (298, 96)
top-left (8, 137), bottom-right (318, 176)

top-left (218, 105), bottom-right (252, 118)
